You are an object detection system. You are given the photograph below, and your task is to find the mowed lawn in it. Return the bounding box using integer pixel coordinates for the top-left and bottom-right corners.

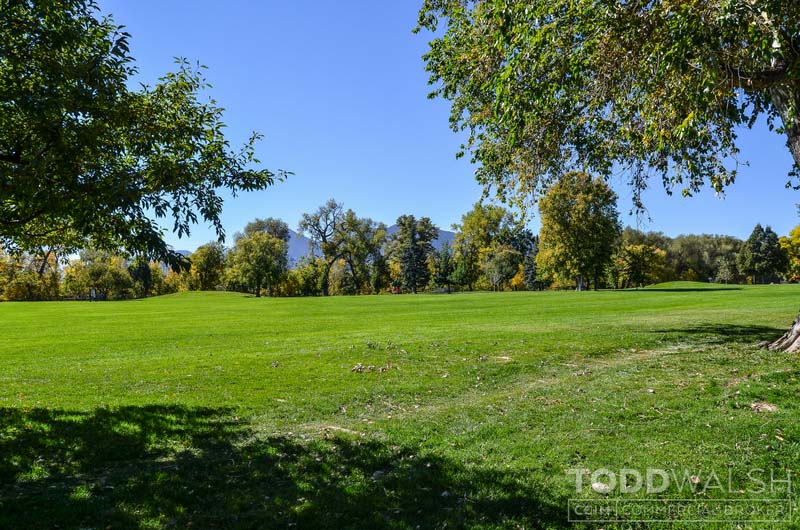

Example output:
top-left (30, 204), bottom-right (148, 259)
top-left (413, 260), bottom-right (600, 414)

top-left (2, 284), bottom-right (799, 529)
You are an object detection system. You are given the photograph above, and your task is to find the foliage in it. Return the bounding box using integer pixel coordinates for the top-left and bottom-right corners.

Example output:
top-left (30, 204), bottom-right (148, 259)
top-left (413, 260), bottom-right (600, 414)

top-left (0, 248), bottom-right (60, 300)
top-left (779, 225), bottom-right (800, 282)
top-left (452, 203), bottom-right (512, 288)
top-left (714, 255), bottom-right (737, 284)
top-left (432, 241), bottom-right (455, 292)
top-left (522, 254), bottom-right (540, 291)
top-left (448, 257), bottom-right (472, 291)
top-left (417, 0), bottom-right (800, 210)
top-left (609, 244), bottom-right (668, 289)
top-left (536, 172), bottom-right (621, 290)
top-left (299, 200), bottom-right (345, 296)
top-left (509, 263), bottom-right (525, 291)
top-left (239, 218), bottom-right (291, 243)
top-left (667, 233), bottom-right (742, 282)
top-left (0, 0), bottom-right (285, 267)
top-left (391, 215), bottom-right (438, 294)
top-left (481, 244), bottom-right (522, 291)
top-left (189, 242), bottom-right (226, 291)
top-left (338, 211), bottom-right (387, 294)
top-left (369, 253), bottom-right (390, 294)
top-left (128, 256), bottom-right (154, 297)
top-left (63, 250), bottom-right (133, 300)
top-left (738, 224), bottom-right (788, 284)
top-left (227, 231), bottom-right (288, 297)
top-left (291, 256), bottom-right (326, 296)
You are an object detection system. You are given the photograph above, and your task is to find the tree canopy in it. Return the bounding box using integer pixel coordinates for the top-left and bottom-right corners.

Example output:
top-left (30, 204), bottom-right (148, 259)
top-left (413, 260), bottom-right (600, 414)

top-left (392, 214), bottom-right (438, 294)
top-left (536, 172), bottom-right (621, 290)
top-left (417, 1), bottom-right (800, 210)
top-left (0, 0), bottom-right (285, 267)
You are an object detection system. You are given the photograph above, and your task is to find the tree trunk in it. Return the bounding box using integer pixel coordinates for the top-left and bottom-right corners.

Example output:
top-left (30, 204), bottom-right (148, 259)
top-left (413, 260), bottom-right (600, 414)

top-left (321, 262), bottom-right (332, 296)
top-left (765, 315), bottom-right (800, 353)
top-left (763, 84), bottom-right (800, 351)
top-left (769, 85), bottom-right (800, 167)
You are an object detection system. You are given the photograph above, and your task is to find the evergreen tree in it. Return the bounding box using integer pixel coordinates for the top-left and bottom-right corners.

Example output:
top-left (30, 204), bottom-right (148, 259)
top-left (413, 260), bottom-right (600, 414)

top-left (432, 241), bottom-right (455, 293)
top-left (523, 254), bottom-right (539, 291)
top-left (393, 215), bottom-right (437, 294)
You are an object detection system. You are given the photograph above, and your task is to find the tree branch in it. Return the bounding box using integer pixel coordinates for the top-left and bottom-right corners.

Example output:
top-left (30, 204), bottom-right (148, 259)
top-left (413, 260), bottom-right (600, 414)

top-left (727, 62), bottom-right (793, 91)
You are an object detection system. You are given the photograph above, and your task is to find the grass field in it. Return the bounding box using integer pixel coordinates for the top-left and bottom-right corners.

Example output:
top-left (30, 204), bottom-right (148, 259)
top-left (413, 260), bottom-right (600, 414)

top-left (2, 283), bottom-right (799, 529)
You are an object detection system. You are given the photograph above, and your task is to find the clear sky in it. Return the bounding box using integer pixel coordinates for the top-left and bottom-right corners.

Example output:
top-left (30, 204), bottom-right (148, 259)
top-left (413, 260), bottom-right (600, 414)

top-left (100, 0), bottom-right (799, 251)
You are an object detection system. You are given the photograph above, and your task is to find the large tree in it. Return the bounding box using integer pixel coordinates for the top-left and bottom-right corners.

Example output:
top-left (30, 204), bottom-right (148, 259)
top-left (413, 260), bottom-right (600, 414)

top-left (227, 231), bottom-right (288, 297)
top-left (432, 240), bottom-right (455, 293)
top-left (738, 224), bottom-right (787, 284)
top-left (392, 214), bottom-right (438, 294)
top-left (189, 241), bottom-right (226, 291)
top-left (418, 1), bottom-right (800, 348)
top-left (536, 172), bottom-right (621, 290)
top-left (239, 218), bottom-right (291, 243)
top-left (0, 0), bottom-right (285, 267)
top-left (338, 210), bottom-right (387, 294)
top-left (298, 199), bottom-right (345, 296)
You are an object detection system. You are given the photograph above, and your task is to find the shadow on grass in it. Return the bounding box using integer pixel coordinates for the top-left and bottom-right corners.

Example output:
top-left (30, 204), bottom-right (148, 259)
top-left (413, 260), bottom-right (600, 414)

top-left (0, 406), bottom-right (568, 529)
top-left (653, 323), bottom-right (783, 345)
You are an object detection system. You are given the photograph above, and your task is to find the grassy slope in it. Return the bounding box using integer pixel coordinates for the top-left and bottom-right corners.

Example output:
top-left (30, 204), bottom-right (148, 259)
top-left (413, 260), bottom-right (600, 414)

top-left (1, 287), bottom-right (799, 529)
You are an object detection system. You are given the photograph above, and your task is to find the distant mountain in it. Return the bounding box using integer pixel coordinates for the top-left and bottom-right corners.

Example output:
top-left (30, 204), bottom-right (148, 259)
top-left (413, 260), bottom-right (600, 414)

top-left (385, 225), bottom-right (456, 251)
top-left (287, 229), bottom-right (313, 268)
top-left (287, 226), bottom-right (457, 268)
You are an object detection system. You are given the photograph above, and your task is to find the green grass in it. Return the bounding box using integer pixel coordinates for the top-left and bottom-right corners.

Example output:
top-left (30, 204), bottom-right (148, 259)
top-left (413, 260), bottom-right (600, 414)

top-left (2, 287), bottom-right (800, 529)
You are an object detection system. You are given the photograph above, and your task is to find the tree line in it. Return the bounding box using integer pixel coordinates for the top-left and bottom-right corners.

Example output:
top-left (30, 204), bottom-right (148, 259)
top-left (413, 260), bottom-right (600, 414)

top-left (1, 186), bottom-right (798, 301)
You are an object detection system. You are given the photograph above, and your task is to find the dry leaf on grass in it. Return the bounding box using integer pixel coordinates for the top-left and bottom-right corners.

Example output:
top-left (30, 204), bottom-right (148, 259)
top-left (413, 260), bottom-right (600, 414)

top-left (750, 402), bottom-right (778, 413)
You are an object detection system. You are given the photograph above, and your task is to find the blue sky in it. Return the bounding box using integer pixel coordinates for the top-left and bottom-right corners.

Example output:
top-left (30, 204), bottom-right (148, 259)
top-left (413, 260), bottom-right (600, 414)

top-left (100, 0), bottom-right (799, 251)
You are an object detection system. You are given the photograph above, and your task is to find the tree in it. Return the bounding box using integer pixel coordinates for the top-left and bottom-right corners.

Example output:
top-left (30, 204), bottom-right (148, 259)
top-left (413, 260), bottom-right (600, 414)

top-left (452, 203), bottom-right (514, 288)
top-left (299, 203), bottom-right (387, 295)
top-left (293, 256), bottom-right (326, 296)
top-left (763, 226), bottom-right (789, 282)
top-left (392, 215), bottom-right (438, 294)
top-left (522, 254), bottom-right (540, 291)
top-left (714, 256), bottom-right (737, 284)
top-left (0, 0), bottom-right (286, 268)
top-left (0, 247), bottom-right (61, 301)
top-left (481, 245), bottom-right (522, 291)
top-left (128, 256), bottom-right (153, 297)
top-left (370, 253), bottom-right (390, 294)
top-left (227, 232), bottom-right (288, 297)
top-left (418, 1), bottom-right (800, 348)
top-left (432, 241), bottom-right (455, 293)
top-left (536, 172), bottom-right (621, 290)
top-left (448, 257), bottom-right (473, 292)
top-left (418, 1), bottom-right (800, 207)
top-left (239, 218), bottom-right (291, 243)
top-left (779, 225), bottom-right (800, 282)
top-left (63, 250), bottom-right (134, 300)
top-left (667, 234), bottom-right (742, 282)
top-left (738, 224), bottom-right (787, 284)
top-left (298, 200), bottom-right (345, 296)
top-left (610, 244), bottom-right (667, 289)
top-left (338, 211), bottom-right (387, 294)
top-left (189, 242), bottom-right (227, 291)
